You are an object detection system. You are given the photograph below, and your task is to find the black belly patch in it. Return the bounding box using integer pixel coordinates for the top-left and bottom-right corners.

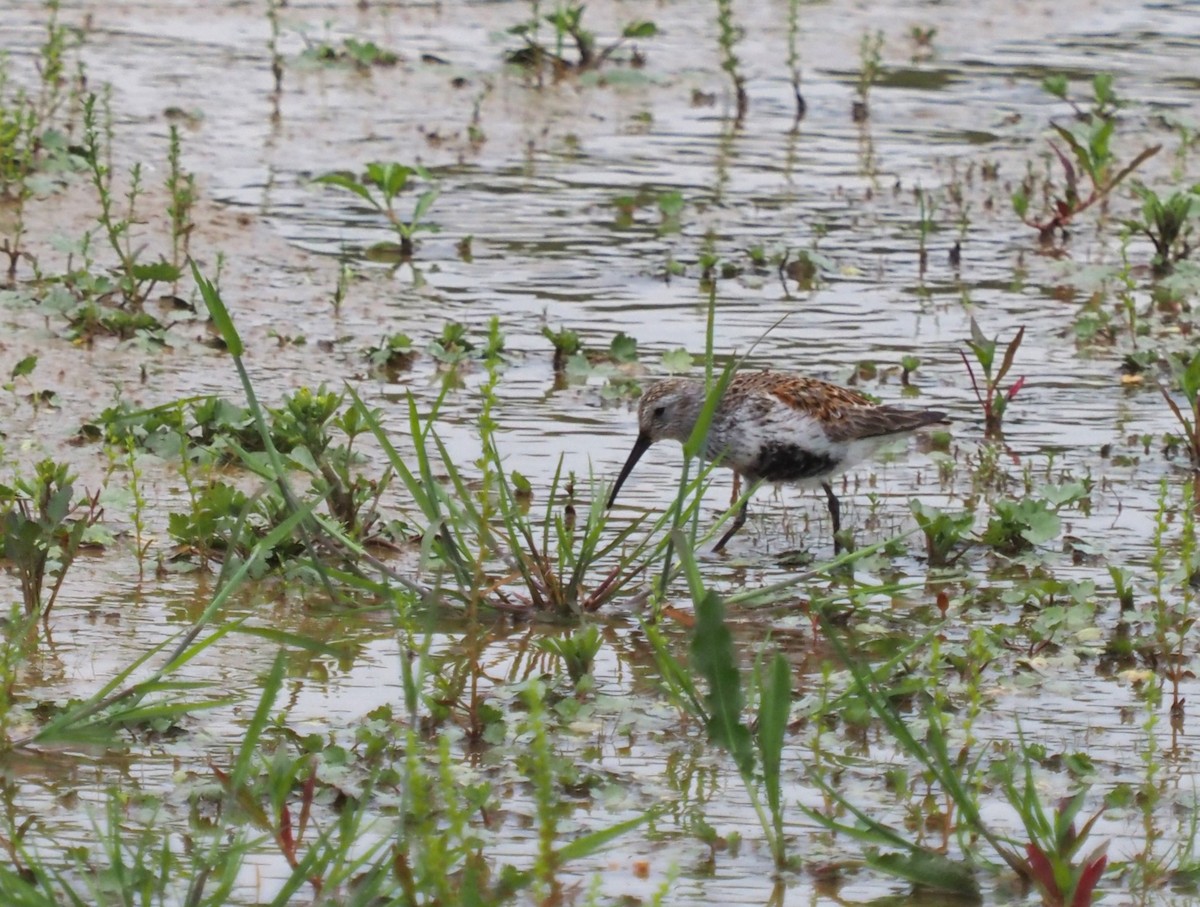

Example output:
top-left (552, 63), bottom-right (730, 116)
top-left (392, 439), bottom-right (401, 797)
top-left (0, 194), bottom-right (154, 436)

top-left (747, 442), bottom-right (837, 483)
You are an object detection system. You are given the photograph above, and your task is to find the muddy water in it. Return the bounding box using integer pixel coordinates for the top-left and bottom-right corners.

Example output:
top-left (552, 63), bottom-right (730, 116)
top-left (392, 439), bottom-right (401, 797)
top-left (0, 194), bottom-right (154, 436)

top-left (3, 0), bottom-right (1200, 902)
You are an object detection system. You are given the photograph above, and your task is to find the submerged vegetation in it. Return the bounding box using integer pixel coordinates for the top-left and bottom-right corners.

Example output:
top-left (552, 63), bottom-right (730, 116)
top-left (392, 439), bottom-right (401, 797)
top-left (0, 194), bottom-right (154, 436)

top-left (0, 1), bottom-right (1199, 905)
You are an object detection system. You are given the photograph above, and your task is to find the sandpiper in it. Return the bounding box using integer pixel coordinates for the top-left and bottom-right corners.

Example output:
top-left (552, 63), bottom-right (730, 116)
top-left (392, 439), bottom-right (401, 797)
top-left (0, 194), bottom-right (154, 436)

top-left (607, 370), bottom-right (947, 551)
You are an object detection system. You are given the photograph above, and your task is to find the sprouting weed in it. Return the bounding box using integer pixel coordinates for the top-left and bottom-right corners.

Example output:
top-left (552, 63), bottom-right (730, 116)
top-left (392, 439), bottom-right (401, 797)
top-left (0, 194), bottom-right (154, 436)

top-left (81, 93), bottom-right (182, 307)
top-left (1011, 109), bottom-right (1159, 244)
top-left (314, 162), bottom-right (439, 260)
top-left (165, 124), bottom-right (196, 276)
top-left (1041, 71), bottom-right (1123, 122)
top-left (505, 3), bottom-right (657, 75)
top-left (537, 625), bottom-right (603, 685)
top-left (301, 36), bottom-right (400, 71)
top-left (0, 1), bottom-right (82, 283)
top-left (786, 0), bottom-right (805, 121)
top-left (0, 458), bottom-right (104, 618)
top-left (714, 0), bottom-right (748, 123)
top-left (852, 30), bottom-right (884, 122)
top-left (1158, 351), bottom-right (1200, 466)
top-left (910, 499), bottom-right (974, 564)
top-left (960, 317), bottom-right (1025, 439)
top-left (1124, 183), bottom-right (1200, 275)
top-left (265, 0), bottom-right (284, 93)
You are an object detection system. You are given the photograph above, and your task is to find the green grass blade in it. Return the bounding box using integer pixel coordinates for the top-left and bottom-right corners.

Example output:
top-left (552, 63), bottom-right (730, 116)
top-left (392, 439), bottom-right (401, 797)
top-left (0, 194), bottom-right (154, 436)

top-left (680, 535), bottom-right (754, 775)
top-left (189, 259), bottom-right (242, 356)
top-left (758, 652), bottom-right (791, 842)
top-left (867, 850), bottom-right (980, 896)
top-left (556, 807), bottom-right (659, 862)
top-left (229, 650), bottom-right (286, 794)
top-left (638, 617), bottom-right (707, 719)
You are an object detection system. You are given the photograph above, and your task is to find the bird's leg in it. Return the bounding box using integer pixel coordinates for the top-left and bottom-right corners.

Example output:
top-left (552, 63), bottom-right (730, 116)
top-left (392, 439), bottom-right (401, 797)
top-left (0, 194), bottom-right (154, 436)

top-left (821, 481), bottom-right (842, 553)
top-left (714, 500), bottom-right (748, 552)
top-left (730, 472), bottom-right (741, 507)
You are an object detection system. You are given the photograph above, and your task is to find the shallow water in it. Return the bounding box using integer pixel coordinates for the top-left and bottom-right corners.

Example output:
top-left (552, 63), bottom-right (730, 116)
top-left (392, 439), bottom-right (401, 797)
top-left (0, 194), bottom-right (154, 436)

top-left (3, 0), bottom-right (1200, 903)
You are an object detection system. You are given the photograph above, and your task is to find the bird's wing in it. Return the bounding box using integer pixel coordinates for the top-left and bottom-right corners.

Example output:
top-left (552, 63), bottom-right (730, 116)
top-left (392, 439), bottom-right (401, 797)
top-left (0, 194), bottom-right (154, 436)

top-left (758, 375), bottom-right (875, 418)
top-left (824, 405), bottom-right (948, 443)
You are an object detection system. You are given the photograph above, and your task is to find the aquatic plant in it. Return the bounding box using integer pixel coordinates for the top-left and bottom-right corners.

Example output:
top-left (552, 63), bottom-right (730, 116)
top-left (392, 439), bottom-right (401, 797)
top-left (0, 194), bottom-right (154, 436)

top-left (64, 301), bottom-right (166, 342)
top-left (612, 187), bottom-right (685, 232)
top-left (314, 161), bottom-right (439, 259)
top-left (786, 0), bottom-right (805, 120)
top-left (1041, 72), bottom-right (1122, 122)
top-left (1159, 352), bottom-right (1200, 467)
top-left (981, 483), bottom-right (1086, 554)
top-left (164, 124), bottom-right (196, 278)
top-left (265, 0), bottom-right (284, 93)
top-left (188, 262), bottom-right (437, 606)
top-left (1142, 478), bottom-right (1197, 857)
top-left (506, 4), bottom-right (656, 73)
top-left (909, 25), bottom-right (937, 61)
top-left (537, 624), bottom-right (603, 684)
top-left (799, 622), bottom-right (990, 895)
top-left (301, 36), bottom-right (400, 70)
top-left (329, 259), bottom-right (354, 315)
top-left (999, 744), bottom-right (1108, 907)
top-left (81, 93), bottom-right (183, 307)
top-left (852, 30), bottom-right (884, 122)
top-left (538, 325), bottom-right (642, 387)
top-left (805, 616), bottom-right (1118, 902)
top-left (119, 436), bottom-right (151, 577)
top-left (0, 458), bottom-right (103, 618)
top-left (0, 0), bottom-right (81, 284)
top-left (429, 317), bottom-right (505, 366)
top-left (363, 330), bottom-right (417, 377)
top-left (714, 0), bottom-right (747, 122)
top-left (909, 499), bottom-right (974, 565)
top-left (1125, 183), bottom-right (1199, 274)
top-left (1108, 564), bottom-right (1136, 612)
top-left (1012, 116), bottom-right (1160, 243)
top-left (916, 187), bottom-right (937, 274)
top-left (981, 495), bottom-right (1060, 553)
top-left (344, 346), bottom-right (665, 616)
top-left (961, 317), bottom-right (1025, 439)
top-left (541, 324), bottom-right (582, 371)
top-left (643, 534), bottom-right (795, 870)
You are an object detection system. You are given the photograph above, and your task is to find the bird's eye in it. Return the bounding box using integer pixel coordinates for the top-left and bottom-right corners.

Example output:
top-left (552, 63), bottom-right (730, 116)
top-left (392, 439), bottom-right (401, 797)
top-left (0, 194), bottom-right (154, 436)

top-left (652, 405), bottom-right (666, 419)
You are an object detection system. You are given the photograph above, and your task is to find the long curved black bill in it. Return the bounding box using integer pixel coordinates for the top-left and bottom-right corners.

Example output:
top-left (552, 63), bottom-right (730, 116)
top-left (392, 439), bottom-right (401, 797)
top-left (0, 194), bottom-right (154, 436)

top-left (607, 432), bottom-right (651, 507)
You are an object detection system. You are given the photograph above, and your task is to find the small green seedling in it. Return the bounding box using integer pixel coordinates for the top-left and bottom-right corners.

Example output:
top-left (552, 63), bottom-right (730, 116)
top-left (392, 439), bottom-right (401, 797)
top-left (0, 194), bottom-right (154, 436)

top-left (980, 483), bottom-right (1087, 554)
top-left (506, 5), bottom-right (656, 73)
top-left (0, 459), bottom-right (103, 617)
top-left (542, 325), bottom-right (581, 371)
top-left (909, 500), bottom-right (974, 565)
top-left (315, 162), bottom-right (439, 259)
top-left (1125, 183), bottom-right (1199, 274)
top-left (853, 30), bottom-right (884, 122)
top-left (81, 94), bottom-right (183, 307)
top-left (364, 332), bottom-right (417, 376)
top-left (961, 318), bottom-right (1025, 439)
top-left (1108, 565), bottom-right (1136, 612)
top-left (1041, 72), bottom-right (1122, 122)
top-left (302, 37), bottom-right (400, 70)
top-left (1159, 352), bottom-right (1200, 466)
top-left (537, 625), bottom-right (603, 685)
top-left (714, 0), bottom-right (747, 121)
top-left (909, 26), bottom-right (937, 60)
top-left (1012, 116), bottom-right (1159, 243)
top-left (998, 748), bottom-right (1108, 907)
top-left (609, 332), bottom-right (637, 364)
